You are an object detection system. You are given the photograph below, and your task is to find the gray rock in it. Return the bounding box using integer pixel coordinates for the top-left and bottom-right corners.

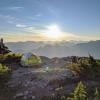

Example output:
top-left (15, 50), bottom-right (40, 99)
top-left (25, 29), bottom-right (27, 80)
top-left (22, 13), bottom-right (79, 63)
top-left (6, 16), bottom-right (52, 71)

top-left (31, 96), bottom-right (36, 99)
top-left (14, 92), bottom-right (24, 98)
top-left (23, 96), bottom-right (27, 100)
top-left (24, 91), bottom-right (29, 95)
top-left (60, 69), bottom-right (78, 79)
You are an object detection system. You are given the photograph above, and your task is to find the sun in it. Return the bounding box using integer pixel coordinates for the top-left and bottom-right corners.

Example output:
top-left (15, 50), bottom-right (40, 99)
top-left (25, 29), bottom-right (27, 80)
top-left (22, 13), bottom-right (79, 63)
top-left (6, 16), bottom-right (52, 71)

top-left (44, 24), bottom-right (62, 39)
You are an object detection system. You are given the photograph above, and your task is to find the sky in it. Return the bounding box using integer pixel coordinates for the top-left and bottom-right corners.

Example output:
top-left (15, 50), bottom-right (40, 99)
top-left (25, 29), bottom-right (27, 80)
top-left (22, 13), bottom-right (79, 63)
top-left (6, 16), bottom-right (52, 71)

top-left (0, 0), bottom-right (100, 42)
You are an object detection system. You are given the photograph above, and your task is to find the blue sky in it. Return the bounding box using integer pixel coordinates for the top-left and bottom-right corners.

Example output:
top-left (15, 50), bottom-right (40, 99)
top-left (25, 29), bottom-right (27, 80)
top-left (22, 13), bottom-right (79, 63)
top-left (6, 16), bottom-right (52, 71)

top-left (0, 0), bottom-right (100, 42)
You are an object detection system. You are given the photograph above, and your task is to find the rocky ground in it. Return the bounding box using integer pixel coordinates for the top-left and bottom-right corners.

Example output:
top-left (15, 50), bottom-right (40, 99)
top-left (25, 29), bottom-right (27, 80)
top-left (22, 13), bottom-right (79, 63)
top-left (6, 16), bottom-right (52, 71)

top-left (7, 61), bottom-right (79, 100)
top-left (0, 57), bottom-right (77, 100)
top-left (0, 57), bottom-right (100, 100)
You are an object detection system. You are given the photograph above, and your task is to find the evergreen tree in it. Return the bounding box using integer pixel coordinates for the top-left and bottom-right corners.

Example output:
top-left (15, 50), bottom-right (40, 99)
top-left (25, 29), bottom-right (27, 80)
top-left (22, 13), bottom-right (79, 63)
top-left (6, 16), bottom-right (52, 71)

top-left (67, 81), bottom-right (88, 100)
top-left (94, 88), bottom-right (100, 100)
top-left (0, 38), bottom-right (11, 54)
top-left (89, 54), bottom-right (96, 64)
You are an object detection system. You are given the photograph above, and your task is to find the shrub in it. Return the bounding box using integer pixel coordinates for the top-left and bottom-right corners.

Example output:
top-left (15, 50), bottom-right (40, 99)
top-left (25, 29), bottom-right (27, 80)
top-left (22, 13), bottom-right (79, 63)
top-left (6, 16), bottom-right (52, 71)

top-left (68, 63), bottom-right (81, 75)
top-left (0, 53), bottom-right (22, 63)
top-left (93, 88), bottom-right (100, 100)
top-left (67, 81), bottom-right (88, 100)
top-left (68, 56), bottom-right (100, 79)
top-left (0, 64), bottom-right (11, 86)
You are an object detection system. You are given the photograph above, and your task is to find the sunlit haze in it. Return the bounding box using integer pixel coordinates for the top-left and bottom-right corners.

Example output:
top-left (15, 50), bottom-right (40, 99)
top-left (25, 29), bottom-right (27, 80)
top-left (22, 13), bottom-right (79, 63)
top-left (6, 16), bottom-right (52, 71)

top-left (43, 24), bottom-right (62, 39)
top-left (0, 0), bottom-right (100, 42)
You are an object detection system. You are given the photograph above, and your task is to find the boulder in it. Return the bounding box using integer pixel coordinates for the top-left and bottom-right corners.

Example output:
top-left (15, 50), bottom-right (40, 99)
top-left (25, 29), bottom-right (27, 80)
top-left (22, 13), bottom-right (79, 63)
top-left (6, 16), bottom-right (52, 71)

top-left (60, 69), bottom-right (78, 79)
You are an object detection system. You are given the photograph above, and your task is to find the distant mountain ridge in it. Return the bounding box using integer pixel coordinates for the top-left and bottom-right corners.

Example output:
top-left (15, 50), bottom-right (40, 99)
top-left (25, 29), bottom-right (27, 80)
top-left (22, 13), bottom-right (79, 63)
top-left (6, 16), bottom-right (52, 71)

top-left (5, 40), bottom-right (100, 59)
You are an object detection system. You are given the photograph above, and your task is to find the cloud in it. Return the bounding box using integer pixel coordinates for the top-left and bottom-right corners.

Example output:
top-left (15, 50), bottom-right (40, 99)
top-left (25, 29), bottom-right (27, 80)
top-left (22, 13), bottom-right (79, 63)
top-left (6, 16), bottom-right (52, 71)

top-left (1, 23), bottom-right (99, 42)
top-left (23, 26), bottom-right (45, 33)
top-left (24, 27), bottom-right (35, 32)
top-left (14, 24), bottom-right (100, 41)
top-left (0, 14), bottom-right (19, 24)
top-left (0, 15), bottom-right (16, 20)
top-left (0, 33), bottom-right (49, 42)
top-left (16, 24), bottom-right (27, 28)
top-left (6, 6), bottom-right (24, 11)
top-left (0, 32), bottom-right (100, 42)
top-left (16, 24), bottom-right (38, 33)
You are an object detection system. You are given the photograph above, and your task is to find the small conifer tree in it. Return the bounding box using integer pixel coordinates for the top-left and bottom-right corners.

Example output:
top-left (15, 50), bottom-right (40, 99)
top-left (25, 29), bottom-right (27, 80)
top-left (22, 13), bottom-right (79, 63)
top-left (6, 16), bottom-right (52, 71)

top-left (67, 81), bottom-right (88, 100)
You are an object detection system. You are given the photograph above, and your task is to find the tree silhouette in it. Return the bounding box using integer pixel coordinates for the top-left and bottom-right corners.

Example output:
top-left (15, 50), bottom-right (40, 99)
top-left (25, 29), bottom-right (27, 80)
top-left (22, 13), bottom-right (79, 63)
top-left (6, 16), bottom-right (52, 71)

top-left (0, 38), bottom-right (11, 54)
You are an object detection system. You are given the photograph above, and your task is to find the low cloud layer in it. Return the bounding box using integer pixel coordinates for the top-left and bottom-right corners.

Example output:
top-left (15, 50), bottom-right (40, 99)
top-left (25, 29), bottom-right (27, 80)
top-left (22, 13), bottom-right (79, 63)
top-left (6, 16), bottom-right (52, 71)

top-left (1, 32), bottom-right (100, 42)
